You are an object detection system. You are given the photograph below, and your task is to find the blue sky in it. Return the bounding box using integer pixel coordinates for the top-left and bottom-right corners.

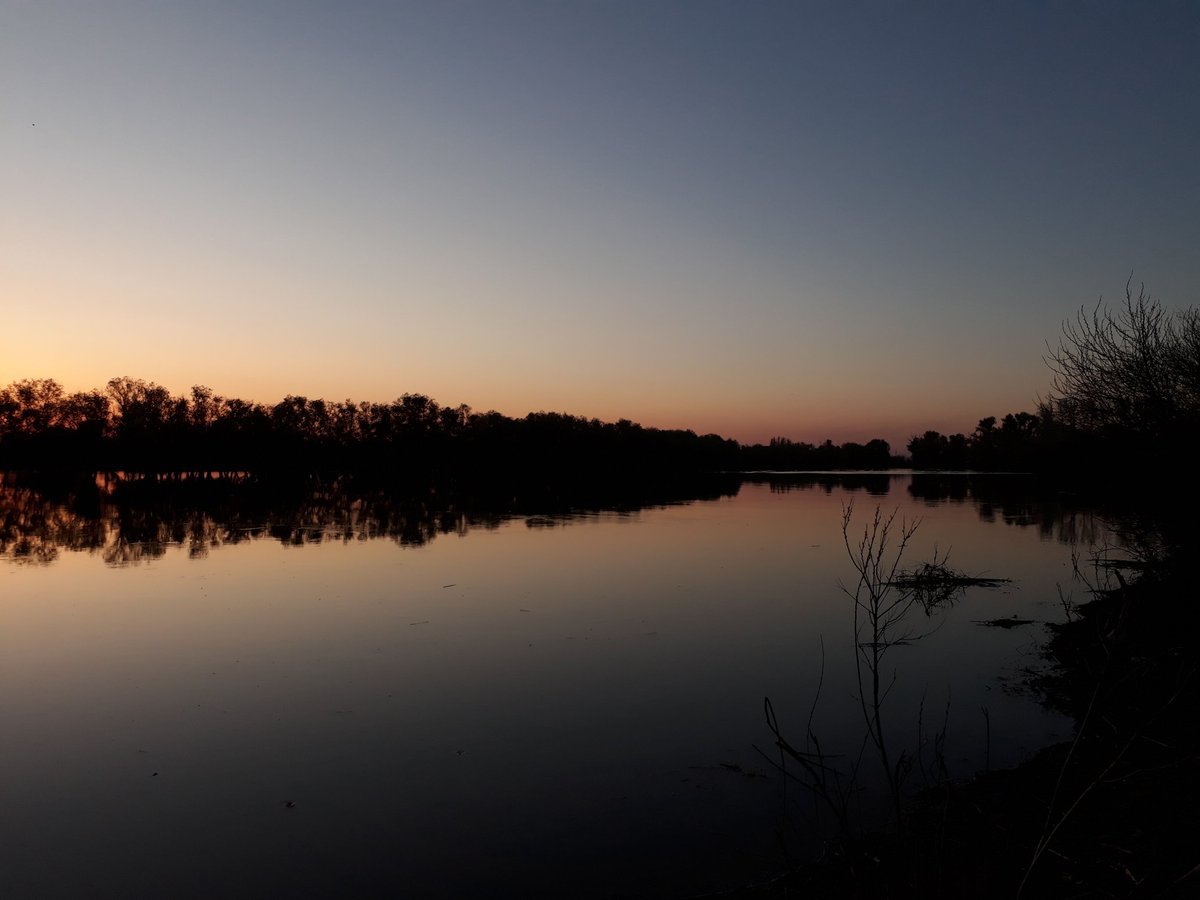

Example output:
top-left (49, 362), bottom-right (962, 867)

top-left (3, 1), bottom-right (1198, 446)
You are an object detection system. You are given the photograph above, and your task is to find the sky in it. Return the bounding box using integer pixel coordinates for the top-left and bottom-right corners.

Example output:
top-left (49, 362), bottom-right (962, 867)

top-left (3, 1), bottom-right (1198, 448)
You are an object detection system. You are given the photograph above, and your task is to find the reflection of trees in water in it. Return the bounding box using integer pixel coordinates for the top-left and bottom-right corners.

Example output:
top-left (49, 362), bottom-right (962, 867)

top-left (0, 480), bottom-right (106, 564)
top-left (745, 473), bottom-right (1115, 548)
top-left (256, 492), bottom-right (505, 550)
top-left (747, 473), bottom-right (895, 496)
top-left (0, 473), bottom-right (740, 566)
top-left (908, 474), bottom-right (1131, 549)
top-left (9, 471), bottom-right (1157, 568)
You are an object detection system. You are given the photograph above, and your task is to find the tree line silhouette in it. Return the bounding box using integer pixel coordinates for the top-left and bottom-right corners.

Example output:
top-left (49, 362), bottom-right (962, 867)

top-left (740, 436), bottom-right (902, 470)
top-left (906, 410), bottom-right (1051, 470)
top-left (0, 377), bottom-right (901, 475)
top-left (910, 283), bottom-right (1199, 474)
top-left (3, 283), bottom-right (1193, 477)
top-left (0, 377), bottom-right (736, 475)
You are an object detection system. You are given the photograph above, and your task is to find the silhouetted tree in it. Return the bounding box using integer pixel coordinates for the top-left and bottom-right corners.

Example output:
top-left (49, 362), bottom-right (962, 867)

top-left (0, 379), bottom-right (65, 435)
top-left (1045, 282), bottom-right (1199, 466)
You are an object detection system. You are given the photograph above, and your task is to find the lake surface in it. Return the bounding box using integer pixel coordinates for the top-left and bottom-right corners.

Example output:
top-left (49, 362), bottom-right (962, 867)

top-left (1, 473), bottom-right (1104, 897)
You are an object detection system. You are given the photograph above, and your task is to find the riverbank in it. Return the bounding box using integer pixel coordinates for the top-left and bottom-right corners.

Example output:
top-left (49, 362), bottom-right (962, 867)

top-left (716, 555), bottom-right (1200, 898)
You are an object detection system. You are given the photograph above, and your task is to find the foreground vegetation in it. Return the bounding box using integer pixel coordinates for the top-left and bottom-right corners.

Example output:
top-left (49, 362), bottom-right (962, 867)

top-left (728, 514), bottom-right (1198, 898)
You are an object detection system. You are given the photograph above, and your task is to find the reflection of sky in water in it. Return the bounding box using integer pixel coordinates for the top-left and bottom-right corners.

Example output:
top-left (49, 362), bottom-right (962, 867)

top-left (1, 477), bottom-right (1095, 897)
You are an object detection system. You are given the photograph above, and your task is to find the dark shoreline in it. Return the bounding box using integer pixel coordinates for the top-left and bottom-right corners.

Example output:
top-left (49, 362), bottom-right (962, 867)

top-left (716, 556), bottom-right (1199, 898)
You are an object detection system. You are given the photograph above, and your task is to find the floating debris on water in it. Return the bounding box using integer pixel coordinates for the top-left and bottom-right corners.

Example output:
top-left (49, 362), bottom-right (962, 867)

top-left (974, 615), bottom-right (1037, 628)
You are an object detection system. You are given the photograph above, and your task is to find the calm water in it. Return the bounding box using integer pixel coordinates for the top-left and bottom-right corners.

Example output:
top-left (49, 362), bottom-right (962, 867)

top-left (1, 474), bottom-right (1102, 897)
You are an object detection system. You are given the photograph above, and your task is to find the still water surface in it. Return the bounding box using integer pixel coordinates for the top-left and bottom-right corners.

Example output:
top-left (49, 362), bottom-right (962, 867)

top-left (2, 474), bottom-right (1100, 897)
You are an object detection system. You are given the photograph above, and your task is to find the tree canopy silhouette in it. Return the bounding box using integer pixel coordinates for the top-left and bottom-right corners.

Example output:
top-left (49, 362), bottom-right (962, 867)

top-left (1043, 281), bottom-right (1200, 465)
top-left (0, 378), bottom-right (753, 476)
top-left (23, 280), bottom-right (1196, 480)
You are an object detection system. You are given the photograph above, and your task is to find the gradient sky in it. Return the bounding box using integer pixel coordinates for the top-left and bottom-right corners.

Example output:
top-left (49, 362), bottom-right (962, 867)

top-left (4, 1), bottom-right (1198, 447)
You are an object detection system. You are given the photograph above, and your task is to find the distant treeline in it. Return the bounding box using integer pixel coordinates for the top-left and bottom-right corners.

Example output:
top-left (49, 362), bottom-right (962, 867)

top-left (3, 286), bottom-right (1193, 478)
top-left (0, 377), bottom-right (895, 476)
top-left (7, 375), bottom-right (1061, 476)
top-left (0, 377), bottom-right (737, 476)
top-left (740, 436), bottom-right (902, 470)
top-left (906, 410), bottom-right (1055, 471)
